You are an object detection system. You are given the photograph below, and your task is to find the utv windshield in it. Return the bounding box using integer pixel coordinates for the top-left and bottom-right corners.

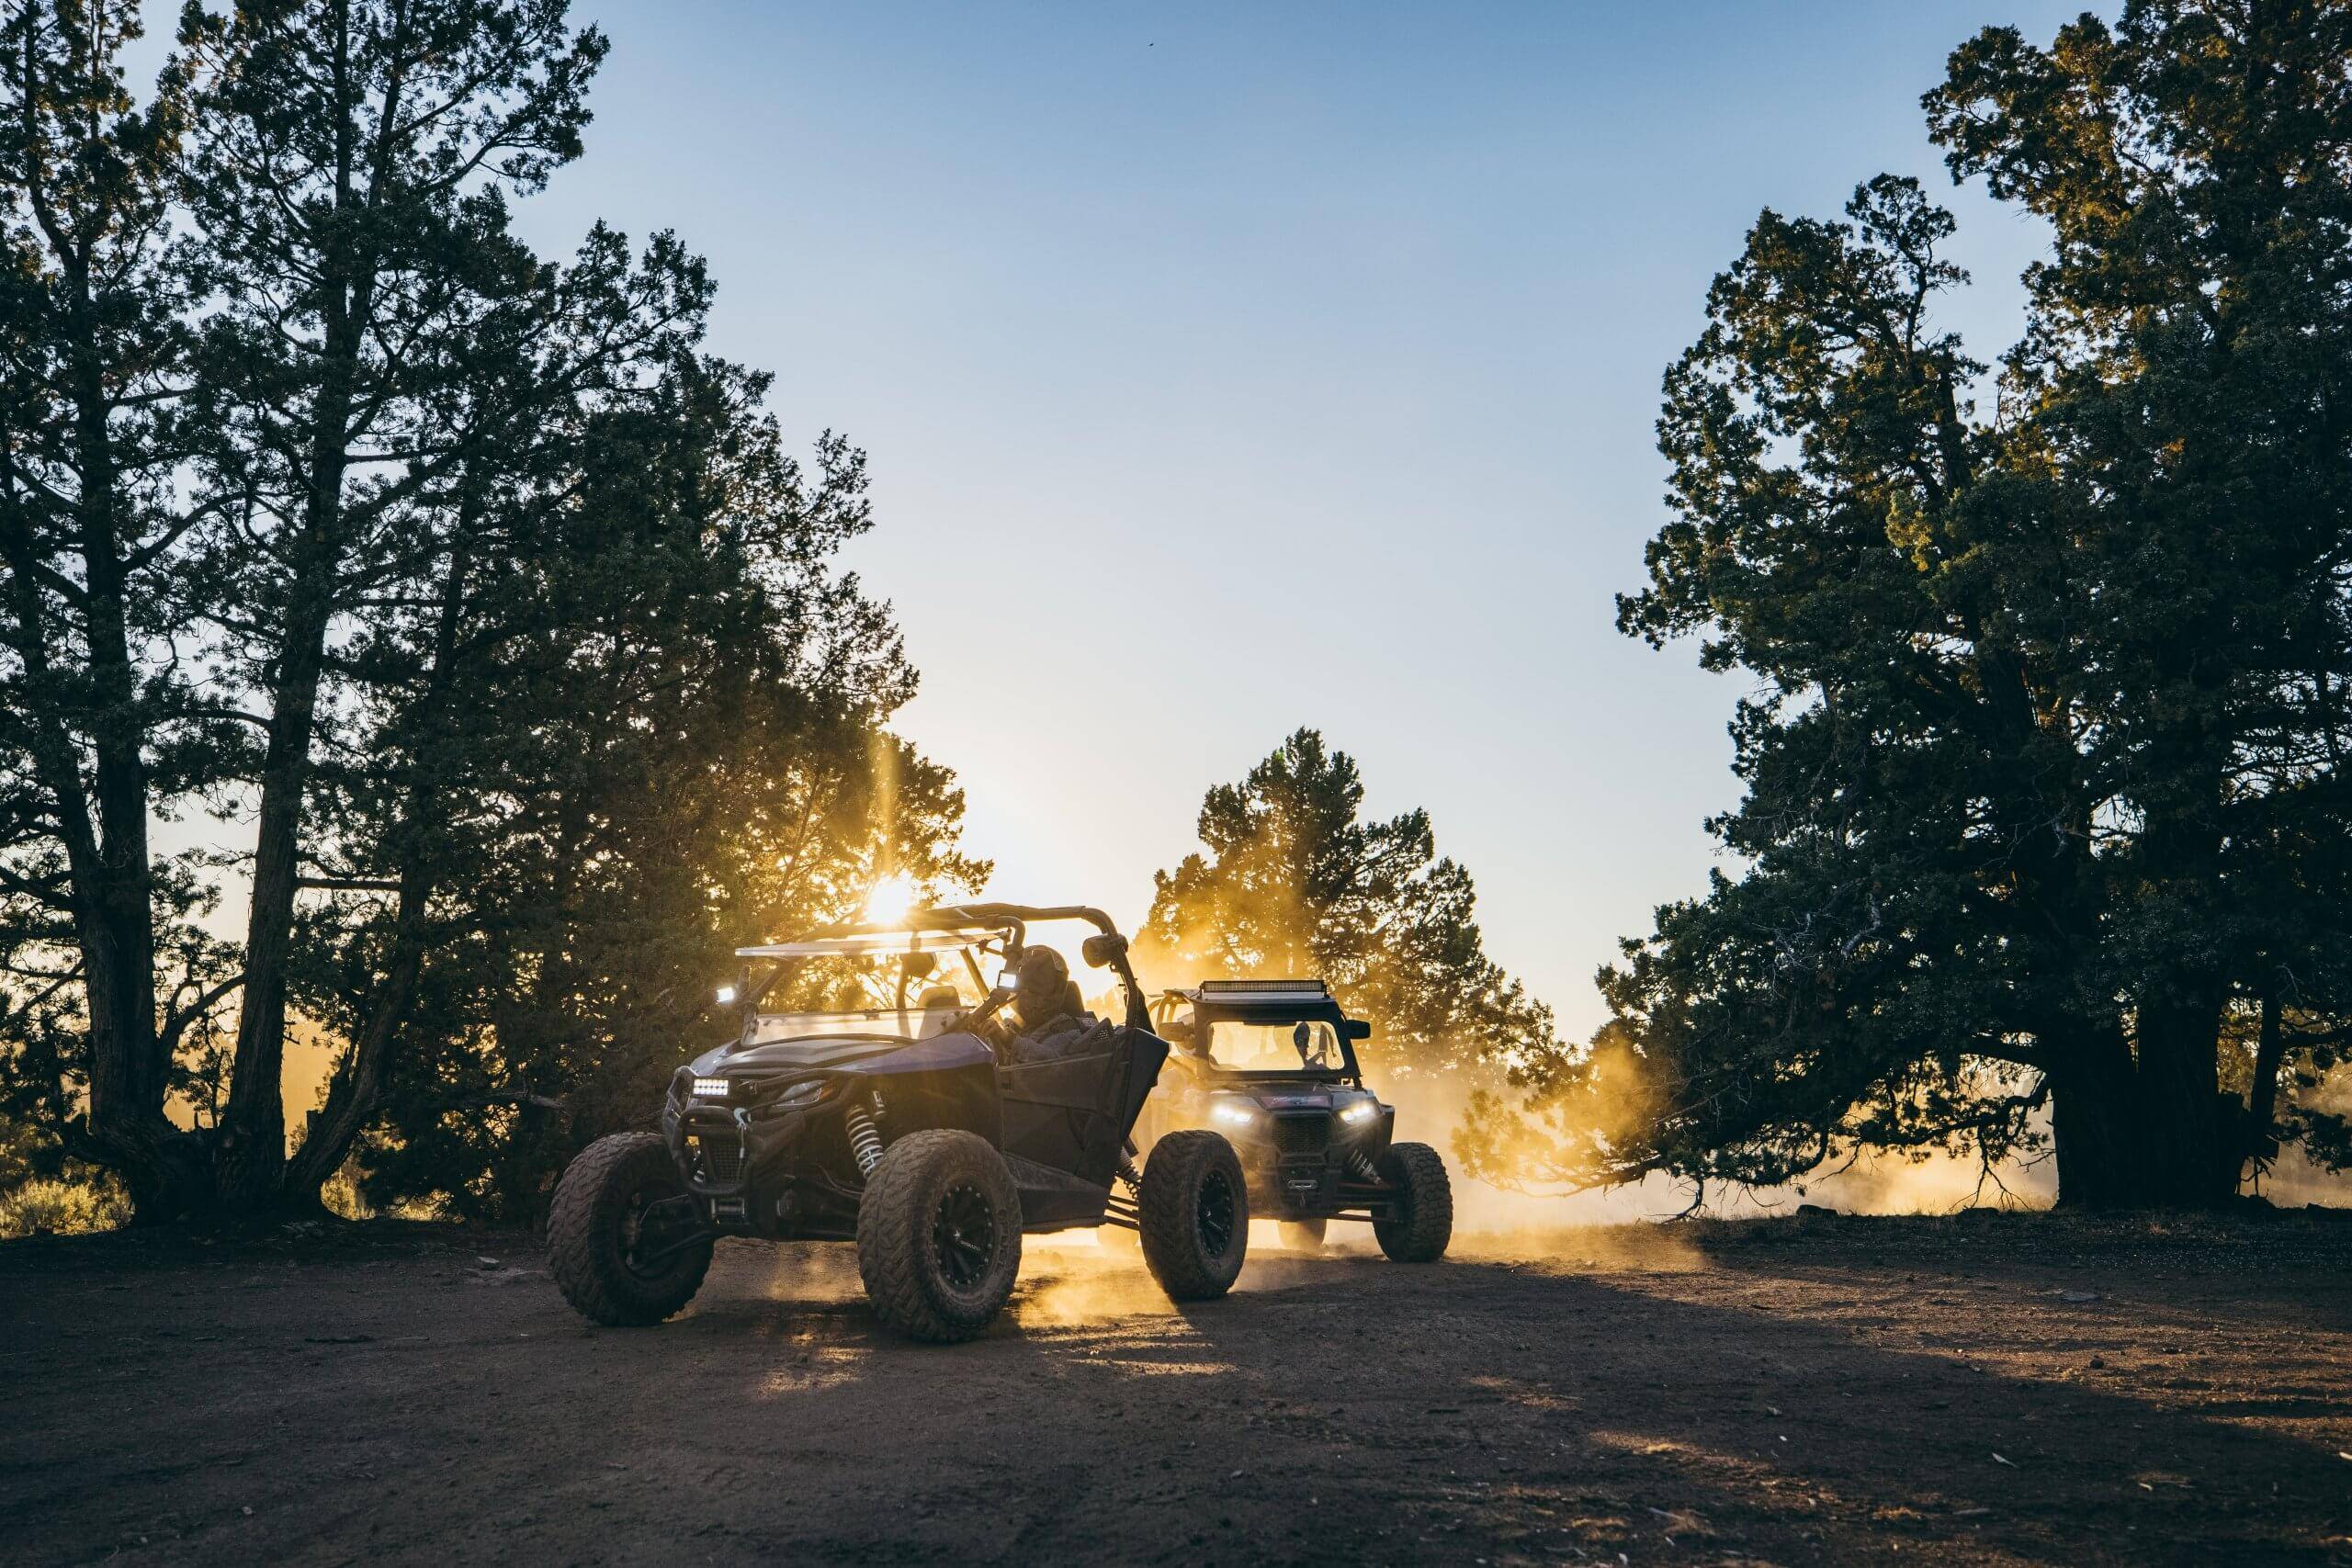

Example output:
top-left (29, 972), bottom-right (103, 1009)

top-left (737, 931), bottom-right (998, 1045)
top-left (1204, 1018), bottom-right (1343, 1073)
top-left (741, 1001), bottom-right (979, 1046)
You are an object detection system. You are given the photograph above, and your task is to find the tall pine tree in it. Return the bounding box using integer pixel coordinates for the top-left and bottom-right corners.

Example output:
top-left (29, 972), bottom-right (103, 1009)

top-left (1139, 728), bottom-right (1557, 1086)
top-left (0, 1), bottom-right (975, 1222)
top-left (1513, 1), bottom-right (2352, 1208)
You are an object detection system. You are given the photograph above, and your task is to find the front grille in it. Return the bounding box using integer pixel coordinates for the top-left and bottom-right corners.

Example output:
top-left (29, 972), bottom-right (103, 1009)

top-left (690, 1133), bottom-right (744, 1185)
top-left (1272, 1112), bottom-right (1330, 1160)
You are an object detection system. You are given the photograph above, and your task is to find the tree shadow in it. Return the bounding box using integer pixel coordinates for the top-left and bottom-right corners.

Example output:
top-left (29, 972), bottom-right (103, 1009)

top-left (578, 1232), bottom-right (2352, 1563)
top-left (6, 1227), bottom-right (2348, 1565)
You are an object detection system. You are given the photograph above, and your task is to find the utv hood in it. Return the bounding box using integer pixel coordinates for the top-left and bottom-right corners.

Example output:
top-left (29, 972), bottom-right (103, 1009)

top-left (691, 1032), bottom-right (993, 1077)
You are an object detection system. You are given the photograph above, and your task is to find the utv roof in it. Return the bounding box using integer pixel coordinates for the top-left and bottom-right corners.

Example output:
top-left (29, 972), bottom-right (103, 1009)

top-left (734, 927), bottom-right (1003, 959)
top-left (1173, 979), bottom-right (1334, 1006)
top-left (735, 902), bottom-right (1128, 961)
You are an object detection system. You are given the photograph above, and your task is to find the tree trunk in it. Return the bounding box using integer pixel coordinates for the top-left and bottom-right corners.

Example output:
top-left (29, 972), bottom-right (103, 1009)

top-left (2048, 1004), bottom-right (2238, 1210)
top-left (0, 244), bottom-right (206, 1221)
top-left (277, 517), bottom-right (472, 1208)
top-left (278, 890), bottom-right (425, 1202)
top-left (2242, 986), bottom-right (2288, 1188)
top-left (2048, 1027), bottom-right (2146, 1208)
top-left (2133, 982), bottom-right (2235, 1207)
top-left (215, 193), bottom-right (376, 1211)
top-left (71, 315), bottom-right (191, 1219)
top-left (213, 532), bottom-right (340, 1213)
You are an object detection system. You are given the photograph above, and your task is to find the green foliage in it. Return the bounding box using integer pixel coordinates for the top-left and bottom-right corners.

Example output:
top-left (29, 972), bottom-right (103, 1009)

top-left (0, 0), bottom-right (977, 1224)
top-left (1138, 728), bottom-right (1557, 1086)
top-left (1515, 1), bottom-right (2352, 1208)
top-left (0, 0), bottom-right (228, 1215)
top-left (1, 1108), bottom-right (129, 1235)
top-left (348, 445), bottom-right (987, 1220)
top-left (0, 1169), bottom-right (130, 1238)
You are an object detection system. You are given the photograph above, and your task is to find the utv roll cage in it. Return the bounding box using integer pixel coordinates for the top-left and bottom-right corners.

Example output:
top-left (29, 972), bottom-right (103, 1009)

top-left (1151, 979), bottom-right (1374, 1082)
top-left (732, 903), bottom-right (1151, 1032)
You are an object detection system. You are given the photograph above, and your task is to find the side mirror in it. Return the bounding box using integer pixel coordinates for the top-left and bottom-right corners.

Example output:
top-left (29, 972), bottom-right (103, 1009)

top-left (1080, 932), bottom-right (1127, 969)
top-left (1341, 1019), bottom-right (1372, 1041)
top-left (899, 952), bottom-right (937, 980)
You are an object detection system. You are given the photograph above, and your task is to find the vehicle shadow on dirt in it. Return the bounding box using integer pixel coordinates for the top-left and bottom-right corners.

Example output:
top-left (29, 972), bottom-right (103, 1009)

top-left (5, 1223), bottom-right (2348, 1566)
top-left (545, 1233), bottom-right (2352, 1566)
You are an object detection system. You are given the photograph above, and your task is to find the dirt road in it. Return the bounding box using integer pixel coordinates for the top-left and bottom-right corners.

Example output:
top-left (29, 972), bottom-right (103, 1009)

top-left (4, 1212), bottom-right (2349, 1565)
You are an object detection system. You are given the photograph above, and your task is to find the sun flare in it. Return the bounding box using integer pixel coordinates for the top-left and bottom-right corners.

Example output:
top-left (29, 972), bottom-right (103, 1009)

top-left (863, 872), bottom-right (921, 924)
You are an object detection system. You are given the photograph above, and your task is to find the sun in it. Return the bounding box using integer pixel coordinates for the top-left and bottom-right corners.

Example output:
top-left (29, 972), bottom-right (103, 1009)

top-left (863, 872), bottom-right (921, 923)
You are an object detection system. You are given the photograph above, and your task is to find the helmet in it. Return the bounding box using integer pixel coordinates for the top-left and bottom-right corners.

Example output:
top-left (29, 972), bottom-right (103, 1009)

top-left (1014, 946), bottom-right (1069, 1016)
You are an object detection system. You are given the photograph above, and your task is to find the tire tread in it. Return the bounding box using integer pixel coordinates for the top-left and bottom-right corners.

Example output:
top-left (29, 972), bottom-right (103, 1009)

top-left (548, 1132), bottom-right (712, 1325)
top-left (856, 1129), bottom-right (1022, 1343)
top-left (1374, 1141), bottom-right (1453, 1263)
top-left (1138, 1129), bottom-right (1249, 1301)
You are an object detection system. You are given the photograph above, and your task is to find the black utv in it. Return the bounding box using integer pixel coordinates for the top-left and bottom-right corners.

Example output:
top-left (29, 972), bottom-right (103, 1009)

top-left (1147, 980), bottom-right (1452, 1262)
top-left (548, 904), bottom-right (1249, 1342)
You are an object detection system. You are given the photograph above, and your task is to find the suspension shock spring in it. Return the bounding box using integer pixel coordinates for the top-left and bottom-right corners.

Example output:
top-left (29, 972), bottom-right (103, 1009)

top-left (847, 1094), bottom-right (886, 1179)
top-left (1348, 1151), bottom-right (1379, 1181)
top-left (1114, 1153), bottom-right (1142, 1190)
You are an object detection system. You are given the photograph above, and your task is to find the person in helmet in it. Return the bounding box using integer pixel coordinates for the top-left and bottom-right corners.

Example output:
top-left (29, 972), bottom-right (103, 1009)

top-left (988, 946), bottom-right (1096, 1061)
top-left (1157, 1010), bottom-right (1199, 1053)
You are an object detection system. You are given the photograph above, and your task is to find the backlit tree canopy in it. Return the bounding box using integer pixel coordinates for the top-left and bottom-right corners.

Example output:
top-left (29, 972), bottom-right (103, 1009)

top-left (0, 0), bottom-right (977, 1223)
top-left (1498, 0), bottom-right (2352, 1208)
top-left (1138, 728), bottom-right (1558, 1085)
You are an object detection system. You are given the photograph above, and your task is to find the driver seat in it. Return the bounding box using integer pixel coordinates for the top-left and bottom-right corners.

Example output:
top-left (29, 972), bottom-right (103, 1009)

top-left (915, 986), bottom-right (965, 1038)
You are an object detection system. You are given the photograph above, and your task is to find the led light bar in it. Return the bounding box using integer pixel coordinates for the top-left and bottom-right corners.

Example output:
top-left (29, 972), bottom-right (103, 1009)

top-left (692, 1076), bottom-right (730, 1100)
top-left (1198, 979), bottom-right (1328, 995)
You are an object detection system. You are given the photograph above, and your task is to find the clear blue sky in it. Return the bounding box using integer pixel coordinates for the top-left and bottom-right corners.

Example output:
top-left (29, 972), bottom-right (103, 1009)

top-left (516, 1), bottom-right (2095, 1037)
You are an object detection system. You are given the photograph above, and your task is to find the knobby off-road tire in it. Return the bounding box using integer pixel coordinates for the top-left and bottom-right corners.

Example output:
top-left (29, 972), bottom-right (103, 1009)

top-left (1373, 1141), bottom-right (1453, 1263)
top-left (856, 1130), bottom-right (1023, 1344)
top-left (1278, 1218), bottom-right (1328, 1251)
top-left (548, 1132), bottom-right (713, 1325)
top-left (1139, 1129), bottom-right (1248, 1301)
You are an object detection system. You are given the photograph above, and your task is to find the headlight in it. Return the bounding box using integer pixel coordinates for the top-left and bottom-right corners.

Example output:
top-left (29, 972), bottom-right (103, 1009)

top-left (1340, 1100), bottom-right (1377, 1124)
top-left (772, 1078), bottom-right (823, 1108)
top-left (1210, 1100), bottom-right (1259, 1128)
top-left (692, 1076), bottom-right (730, 1100)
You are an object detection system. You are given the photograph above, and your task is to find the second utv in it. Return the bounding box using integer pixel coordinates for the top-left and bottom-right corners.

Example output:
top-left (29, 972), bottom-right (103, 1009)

top-left (1147, 979), bottom-right (1452, 1261)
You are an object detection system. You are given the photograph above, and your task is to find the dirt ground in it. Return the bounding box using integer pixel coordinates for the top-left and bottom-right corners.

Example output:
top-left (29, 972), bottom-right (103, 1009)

top-left (3, 1211), bottom-right (2349, 1566)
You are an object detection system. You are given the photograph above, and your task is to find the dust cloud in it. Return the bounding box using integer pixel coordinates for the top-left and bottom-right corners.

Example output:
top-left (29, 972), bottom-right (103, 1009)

top-left (1366, 1055), bottom-right (2077, 1227)
top-left (1014, 1233), bottom-right (1190, 1326)
top-left (751, 1238), bottom-right (868, 1303)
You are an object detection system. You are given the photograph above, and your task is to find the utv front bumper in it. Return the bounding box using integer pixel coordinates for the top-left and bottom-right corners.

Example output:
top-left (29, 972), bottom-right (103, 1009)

top-left (661, 1068), bottom-right (839, 1232)
top-left (1227, 1102), bottom-right (1396, 1218)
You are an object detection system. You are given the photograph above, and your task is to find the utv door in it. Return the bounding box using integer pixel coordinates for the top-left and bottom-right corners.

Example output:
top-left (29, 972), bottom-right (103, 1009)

top-left (997, 1025), bottom-right (1169, 1190)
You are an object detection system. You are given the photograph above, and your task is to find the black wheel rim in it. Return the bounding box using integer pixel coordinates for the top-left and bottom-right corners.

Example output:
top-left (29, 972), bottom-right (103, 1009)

top-left (619, 1186), bottom-right (695, 1280)
top-left (1196, 1169), bottom-right (1237, 1258)
top-left (932, 1180), bottom-right (997, 1290)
